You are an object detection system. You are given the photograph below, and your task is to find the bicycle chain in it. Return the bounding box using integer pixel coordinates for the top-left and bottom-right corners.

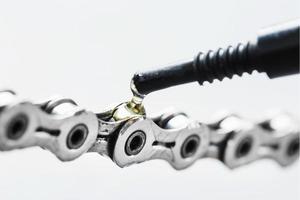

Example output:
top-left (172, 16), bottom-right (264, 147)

top-left (0, 90), bottom-right (299, 170)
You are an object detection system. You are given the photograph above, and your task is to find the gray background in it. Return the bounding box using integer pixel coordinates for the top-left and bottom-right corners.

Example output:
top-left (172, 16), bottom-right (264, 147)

top-left (0, 0), bottom-right (299, 199)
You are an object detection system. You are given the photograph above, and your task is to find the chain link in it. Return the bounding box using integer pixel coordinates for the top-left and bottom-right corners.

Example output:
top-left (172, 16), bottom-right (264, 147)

top-left (0, 90), bottom-right (98, 161)
top-left (0, 90), bottom-right (299, 170)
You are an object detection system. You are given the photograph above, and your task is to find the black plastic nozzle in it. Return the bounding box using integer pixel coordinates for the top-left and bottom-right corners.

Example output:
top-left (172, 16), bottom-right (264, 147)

top-left (132, 20), bottom-right (300, 96)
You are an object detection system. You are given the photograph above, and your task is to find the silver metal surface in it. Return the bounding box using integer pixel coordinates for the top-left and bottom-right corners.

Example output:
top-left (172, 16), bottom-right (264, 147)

top-left (0, 91), bottom-right (98, 161)
top-left (0, 90), bottom-right (299, 170)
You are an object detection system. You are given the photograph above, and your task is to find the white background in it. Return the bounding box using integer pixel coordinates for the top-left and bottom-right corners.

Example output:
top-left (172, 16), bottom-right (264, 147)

top-left (0, 0), bottom-right (299, 199)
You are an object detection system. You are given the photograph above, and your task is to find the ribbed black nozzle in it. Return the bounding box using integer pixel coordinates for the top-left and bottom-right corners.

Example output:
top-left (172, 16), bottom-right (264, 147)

top-left (133, 42), bottom-right (257, 95)
top-left (193, 42), bottom-right (257, 85)
top-left (132, 20), bottom-right (299, 96)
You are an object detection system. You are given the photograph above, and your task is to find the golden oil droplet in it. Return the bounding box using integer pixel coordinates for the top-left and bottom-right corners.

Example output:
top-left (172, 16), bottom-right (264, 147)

top-left (128, 79), bottom-right (146, 115)
top-left (112, 80), bottom-right (146, 121)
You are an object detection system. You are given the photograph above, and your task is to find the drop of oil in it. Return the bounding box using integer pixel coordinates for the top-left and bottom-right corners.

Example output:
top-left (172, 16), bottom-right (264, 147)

top-left (127, 80), bottom-right (146, 115)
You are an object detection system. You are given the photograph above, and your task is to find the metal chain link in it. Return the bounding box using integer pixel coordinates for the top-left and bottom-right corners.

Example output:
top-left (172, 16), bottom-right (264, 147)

top-left (0, 90), bottom-right (299, 170)
top-left (0, 90), bottom-right (98, 161)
